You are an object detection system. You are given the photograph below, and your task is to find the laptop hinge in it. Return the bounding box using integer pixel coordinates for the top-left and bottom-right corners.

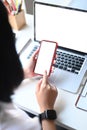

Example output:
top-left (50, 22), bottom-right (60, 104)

top-left (58, 46), bottom-right (87, 56)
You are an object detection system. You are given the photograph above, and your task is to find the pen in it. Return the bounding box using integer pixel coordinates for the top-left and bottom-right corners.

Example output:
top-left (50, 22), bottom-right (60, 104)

top-left (18, 0), bottom-right (22, 12)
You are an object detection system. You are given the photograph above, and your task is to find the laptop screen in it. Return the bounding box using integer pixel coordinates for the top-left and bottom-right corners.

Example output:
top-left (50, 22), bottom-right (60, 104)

top-left (34, 2), bottom-right (87, 54)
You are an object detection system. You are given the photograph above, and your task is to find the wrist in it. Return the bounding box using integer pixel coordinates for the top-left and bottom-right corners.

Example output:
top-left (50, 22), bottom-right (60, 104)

top-left (39, 109), bottom-right (57, 123)
top-left (40, 107), bottom-right (54, 113)
top-left (23, 68), bottom-right (28, 79)
top-left (24, 68), bottom-right (33, 79)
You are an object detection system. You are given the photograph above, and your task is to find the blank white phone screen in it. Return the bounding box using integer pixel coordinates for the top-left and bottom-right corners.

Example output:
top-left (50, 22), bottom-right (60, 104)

top-left (34, 41), bottom-right (56, 75)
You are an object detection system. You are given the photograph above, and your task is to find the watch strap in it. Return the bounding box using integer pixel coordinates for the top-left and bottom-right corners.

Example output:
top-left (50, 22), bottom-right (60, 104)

top-left (39, 110), bottom-right (57, 121)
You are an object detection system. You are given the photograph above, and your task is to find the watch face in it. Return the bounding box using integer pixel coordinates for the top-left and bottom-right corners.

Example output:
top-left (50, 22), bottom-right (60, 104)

top-left (39, 110), bottom-right (57, 121)
top-left (45, 110), bottom-right (57, 120)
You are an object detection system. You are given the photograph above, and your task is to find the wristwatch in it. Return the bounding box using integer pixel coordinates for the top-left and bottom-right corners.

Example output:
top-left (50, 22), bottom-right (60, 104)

top-left (39, 110), bottom-right (57, 121)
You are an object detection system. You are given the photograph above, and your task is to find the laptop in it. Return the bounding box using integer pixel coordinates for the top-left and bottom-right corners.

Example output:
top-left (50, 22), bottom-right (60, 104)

top-left (20, 1), bottom-right (87, 94)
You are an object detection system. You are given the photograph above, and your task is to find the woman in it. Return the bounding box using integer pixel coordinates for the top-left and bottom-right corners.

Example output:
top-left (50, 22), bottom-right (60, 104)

top-left (0, 1), bottom-right (58, 130)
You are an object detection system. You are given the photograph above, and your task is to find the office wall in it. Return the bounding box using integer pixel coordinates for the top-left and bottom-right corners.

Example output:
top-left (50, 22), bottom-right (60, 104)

top-left (25, 0), bottom-right (33, 14)
top-left (24, 0), bottom-right (87, 15)
top-left (22, 0), bottom-right (27, 12)
top-left (24, 0), bottom-right (69, 14)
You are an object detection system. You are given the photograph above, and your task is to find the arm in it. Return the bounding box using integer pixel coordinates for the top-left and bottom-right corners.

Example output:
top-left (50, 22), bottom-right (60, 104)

top-left (36, 71), bottom-right (58, 130)
top-left (23, 50), bottom-right (58, 130)
top-left (41, 120), bottom-right (57, 130)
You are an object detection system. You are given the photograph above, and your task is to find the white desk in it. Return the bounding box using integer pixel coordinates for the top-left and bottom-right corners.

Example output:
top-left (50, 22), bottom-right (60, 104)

top-left (12, 14), bottom-right (87, 130)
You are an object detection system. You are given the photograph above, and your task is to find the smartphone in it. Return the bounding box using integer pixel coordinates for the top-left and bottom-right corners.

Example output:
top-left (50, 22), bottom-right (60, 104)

top-left (34, 40), bottom-right (58, 76)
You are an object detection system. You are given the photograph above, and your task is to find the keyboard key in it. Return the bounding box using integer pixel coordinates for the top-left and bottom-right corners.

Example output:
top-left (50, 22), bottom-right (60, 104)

top-left (27, 45), bottom-right (38, 59)
top-left (54, 50), bottom-right (85, 74)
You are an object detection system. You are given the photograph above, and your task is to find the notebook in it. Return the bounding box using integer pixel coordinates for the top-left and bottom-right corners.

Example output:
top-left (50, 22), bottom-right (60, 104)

top-left (20, 1), bottom-right (87, 93)
top-left (75, 79), bottom-right (87, 111)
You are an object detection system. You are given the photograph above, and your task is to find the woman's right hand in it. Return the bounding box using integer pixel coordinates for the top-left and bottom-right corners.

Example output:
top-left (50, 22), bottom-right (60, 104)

top-left (35, 71), bottom-right (58, 112)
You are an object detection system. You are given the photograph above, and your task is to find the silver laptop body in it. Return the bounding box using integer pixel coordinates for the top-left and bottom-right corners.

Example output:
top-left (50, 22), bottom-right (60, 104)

top-left (20, 1), bottom-right (87, 94)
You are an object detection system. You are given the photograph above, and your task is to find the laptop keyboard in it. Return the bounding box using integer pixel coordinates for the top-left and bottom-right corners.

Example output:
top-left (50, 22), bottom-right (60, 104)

top-left (54, 50), bottom-right (85, 74)
top-left (27, 45), bottom-right (39, 59)
top-left (27, 45), bottom-right (85, 74)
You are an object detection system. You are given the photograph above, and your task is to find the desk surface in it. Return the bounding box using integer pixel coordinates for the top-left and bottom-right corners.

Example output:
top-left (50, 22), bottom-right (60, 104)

top-left (12, 14), bottom-right (87, 130)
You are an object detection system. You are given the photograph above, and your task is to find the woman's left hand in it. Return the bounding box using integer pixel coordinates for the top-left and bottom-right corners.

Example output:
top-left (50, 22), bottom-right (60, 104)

top-left (23, 49), bottom-right (39, 78)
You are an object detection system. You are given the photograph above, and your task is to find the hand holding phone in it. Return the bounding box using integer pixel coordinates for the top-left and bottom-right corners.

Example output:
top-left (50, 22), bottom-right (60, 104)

top-left (34, 40), bottom-right (58, 76)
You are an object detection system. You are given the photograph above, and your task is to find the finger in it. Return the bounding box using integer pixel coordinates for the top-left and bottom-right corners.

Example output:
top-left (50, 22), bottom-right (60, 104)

top-left (55, 54), bottom-right (58, 59)
top-left (51, 85), bottom-right (57, 90)
top-left (51, 66), bottom-right (55, 73)
top-left (32, 48), bottom-right (39, 60)
top-left (41, 70), bottom-right (48, 86)
top-left (51, 85), bottom-right (58, 94)
top-left (36, 79), bottom-right (42, 92)
top-left (53, 59), bottom-right (56, 64)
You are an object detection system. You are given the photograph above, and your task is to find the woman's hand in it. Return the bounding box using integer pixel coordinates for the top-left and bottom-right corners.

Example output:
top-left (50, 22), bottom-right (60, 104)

top-left (23, 49), bottom-right (39, 78)
top-left (36, 71), bottom-right (58, 112)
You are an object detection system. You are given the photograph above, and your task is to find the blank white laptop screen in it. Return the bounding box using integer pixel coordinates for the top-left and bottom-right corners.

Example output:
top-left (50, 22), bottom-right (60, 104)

top-left (34, 2), bottom-right (87, 54)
